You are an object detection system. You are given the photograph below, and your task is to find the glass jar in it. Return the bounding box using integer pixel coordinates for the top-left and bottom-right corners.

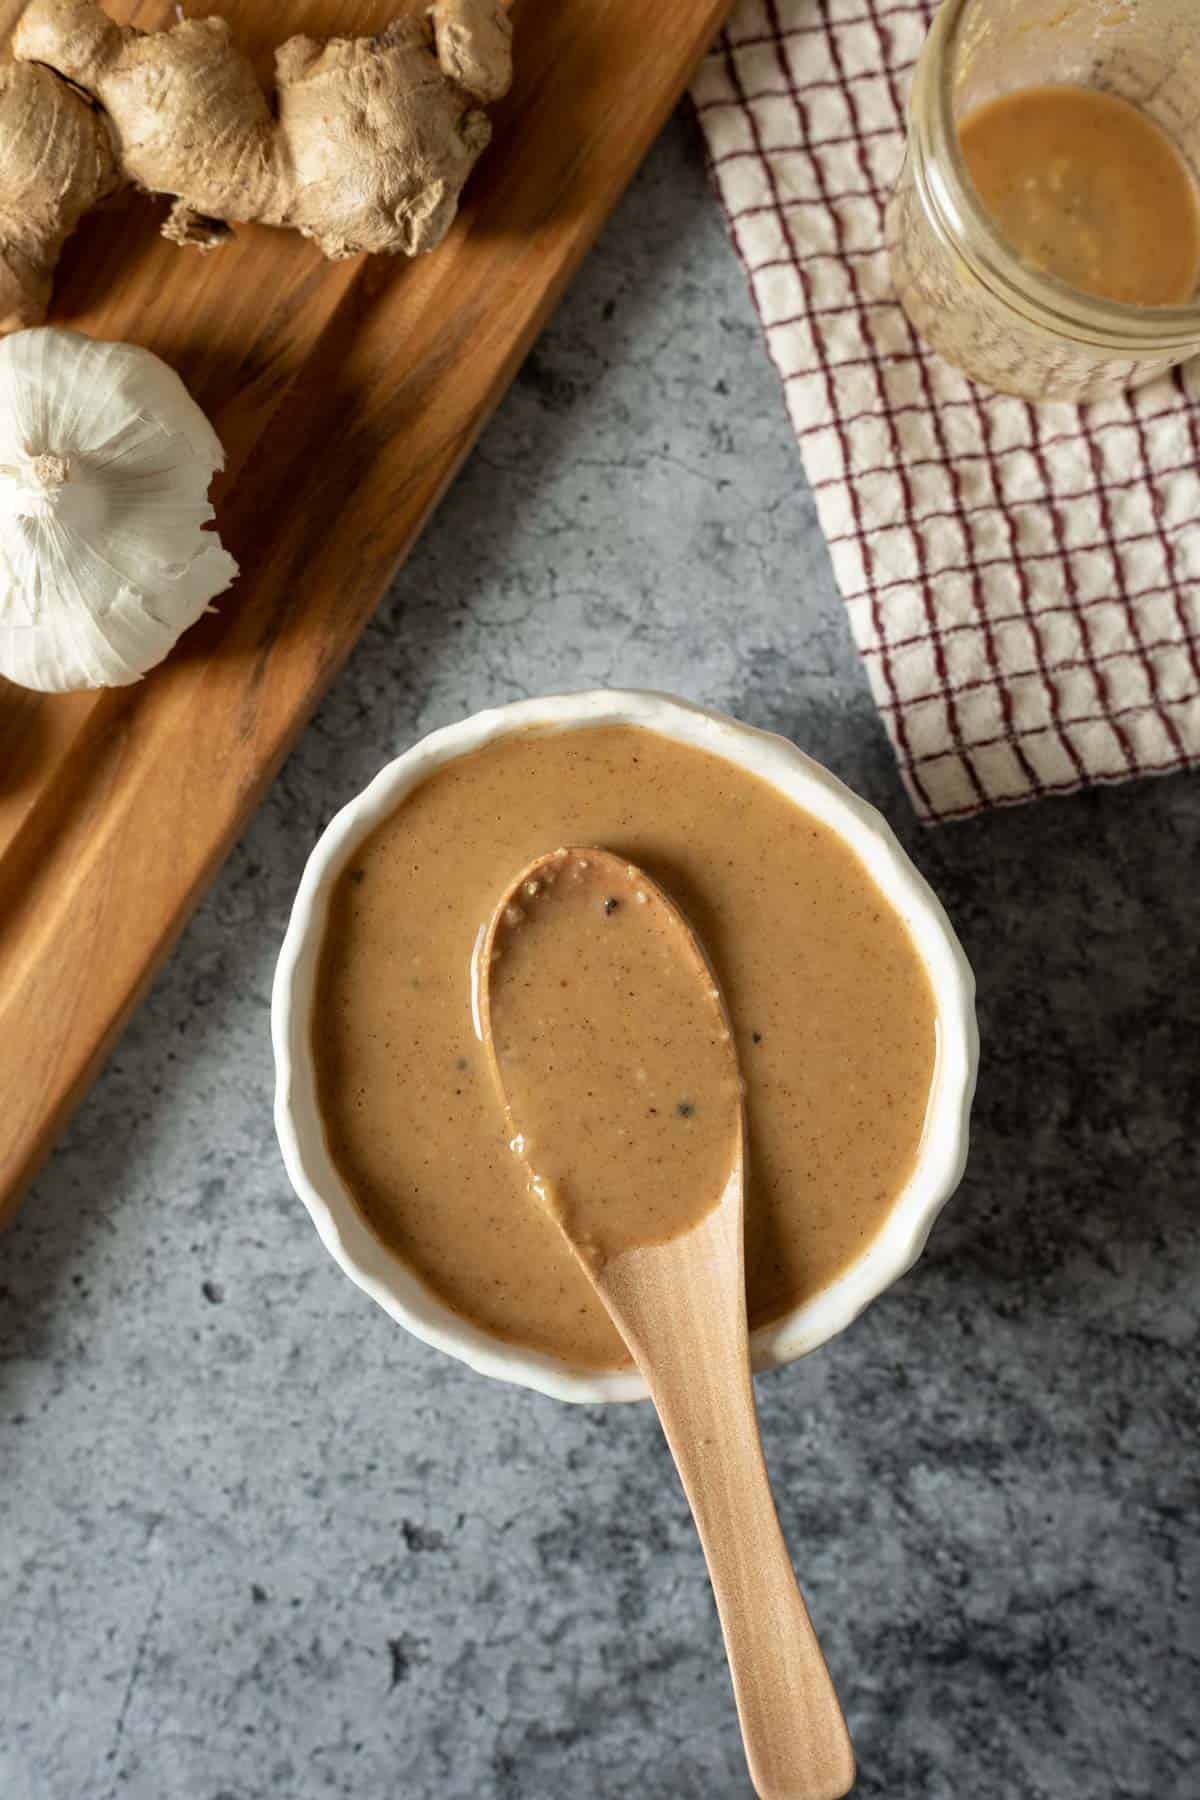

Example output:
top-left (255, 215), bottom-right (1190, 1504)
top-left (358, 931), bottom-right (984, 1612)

top-left (887, 0), bottom-right (1200, 402)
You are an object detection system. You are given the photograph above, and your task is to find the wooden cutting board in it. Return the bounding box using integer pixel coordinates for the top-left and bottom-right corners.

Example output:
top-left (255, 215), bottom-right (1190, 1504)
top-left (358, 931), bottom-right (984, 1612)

top-left (0, 0), bottom-right (731, 1221)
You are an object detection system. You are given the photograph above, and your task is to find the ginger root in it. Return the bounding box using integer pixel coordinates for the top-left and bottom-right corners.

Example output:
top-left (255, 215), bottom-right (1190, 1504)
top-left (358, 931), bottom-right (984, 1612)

top-left (1, 0), bottom-right (512, 328)
top-left (432, 0), bottom-right (513, 105)
top-left (0, 59), bottom-right (119, 334)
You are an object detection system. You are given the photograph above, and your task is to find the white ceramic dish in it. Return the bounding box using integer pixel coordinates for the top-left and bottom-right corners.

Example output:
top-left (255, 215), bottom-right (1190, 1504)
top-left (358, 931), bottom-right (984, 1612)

top-left (272, 690), bottom-right (978, 1404)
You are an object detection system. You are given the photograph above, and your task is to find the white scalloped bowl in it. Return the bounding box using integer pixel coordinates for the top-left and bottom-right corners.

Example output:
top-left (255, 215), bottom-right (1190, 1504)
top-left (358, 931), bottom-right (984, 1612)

top-left (273, 690), bottom-right (978, 1403)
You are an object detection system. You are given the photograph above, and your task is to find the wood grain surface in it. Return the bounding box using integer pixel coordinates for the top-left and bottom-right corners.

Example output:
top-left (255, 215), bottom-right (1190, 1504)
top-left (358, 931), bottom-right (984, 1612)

top-left (0, 0), bottom-right (732, 1220)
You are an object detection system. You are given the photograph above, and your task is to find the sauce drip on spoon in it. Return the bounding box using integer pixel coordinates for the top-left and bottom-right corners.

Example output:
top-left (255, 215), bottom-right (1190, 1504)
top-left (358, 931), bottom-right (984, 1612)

top-left (477, 846), bottom-right (743, 1266)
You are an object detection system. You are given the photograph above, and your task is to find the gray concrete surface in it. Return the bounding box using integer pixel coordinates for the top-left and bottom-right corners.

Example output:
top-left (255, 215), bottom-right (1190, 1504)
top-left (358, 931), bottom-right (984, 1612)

top-left (2, 111), bottom-right (1197, 1800)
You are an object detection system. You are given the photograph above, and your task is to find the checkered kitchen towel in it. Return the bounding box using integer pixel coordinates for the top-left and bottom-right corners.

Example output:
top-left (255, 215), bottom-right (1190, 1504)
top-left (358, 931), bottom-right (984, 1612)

top-left (691, 0), bottom-right (1200, 823)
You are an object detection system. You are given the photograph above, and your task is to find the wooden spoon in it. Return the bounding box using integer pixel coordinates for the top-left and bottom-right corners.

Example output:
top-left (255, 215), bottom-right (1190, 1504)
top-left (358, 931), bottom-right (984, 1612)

top-left (477, 846), bottom-right (856, 1800)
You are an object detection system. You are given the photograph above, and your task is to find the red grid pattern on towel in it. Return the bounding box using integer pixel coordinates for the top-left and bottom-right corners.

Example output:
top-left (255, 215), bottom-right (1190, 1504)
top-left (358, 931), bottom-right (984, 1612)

top-left (691, 0), bottom-right (1200, 822)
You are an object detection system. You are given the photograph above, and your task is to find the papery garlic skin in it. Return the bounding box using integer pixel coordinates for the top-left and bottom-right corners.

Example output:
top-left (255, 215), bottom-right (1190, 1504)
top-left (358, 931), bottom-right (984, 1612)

top-left (0, 327), bottom-right (237, 692)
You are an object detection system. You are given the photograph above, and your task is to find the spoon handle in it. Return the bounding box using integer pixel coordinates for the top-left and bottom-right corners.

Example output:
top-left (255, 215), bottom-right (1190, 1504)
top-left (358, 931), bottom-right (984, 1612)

top-left (600, 1206), bottom-right (855, 1800)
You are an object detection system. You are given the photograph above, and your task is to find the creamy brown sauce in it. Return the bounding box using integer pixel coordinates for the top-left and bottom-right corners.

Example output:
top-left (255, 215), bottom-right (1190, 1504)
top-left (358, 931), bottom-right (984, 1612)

top-left (483, 849), bottom-right (743, 1267)
top-left (959, 85), bottom-right (1200, 306)
top-left (314, 725), bottom-right (937, 1369)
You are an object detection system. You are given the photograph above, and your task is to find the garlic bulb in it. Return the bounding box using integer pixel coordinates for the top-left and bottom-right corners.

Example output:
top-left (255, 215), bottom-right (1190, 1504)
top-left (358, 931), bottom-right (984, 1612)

top-left (0, 327), bottom-right (237, 692)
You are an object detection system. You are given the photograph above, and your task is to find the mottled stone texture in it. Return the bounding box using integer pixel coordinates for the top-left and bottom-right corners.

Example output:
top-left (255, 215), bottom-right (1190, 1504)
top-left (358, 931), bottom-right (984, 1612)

top-left (2, 114), bottom-right (1197, 1800)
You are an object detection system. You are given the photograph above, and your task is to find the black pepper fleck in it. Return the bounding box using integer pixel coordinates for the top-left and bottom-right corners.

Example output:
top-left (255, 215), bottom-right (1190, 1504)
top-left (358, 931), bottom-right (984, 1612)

top-left (350, 868), bottom-right (366, 885)
top-left (752, 1031), bottom-right (763, 1045)
top-left (603, 896), bottom-right (619, 915)
top-left (676, 1101), bottom-right (695, 1118)
top-left (201, 1279), bottom-right (224, 1305)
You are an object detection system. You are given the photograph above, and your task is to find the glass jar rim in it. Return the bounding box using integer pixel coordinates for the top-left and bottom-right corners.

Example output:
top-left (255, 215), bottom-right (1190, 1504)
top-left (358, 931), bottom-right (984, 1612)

top-left (914, 0), bottom-right (1200, 352)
